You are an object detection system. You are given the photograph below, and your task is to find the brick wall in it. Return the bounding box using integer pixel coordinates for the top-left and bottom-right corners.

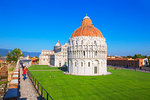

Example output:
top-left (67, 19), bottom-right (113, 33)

top-left (107, 58), bottom-right (144, 68)
top-left (0, 66), bottom-right (8, 78)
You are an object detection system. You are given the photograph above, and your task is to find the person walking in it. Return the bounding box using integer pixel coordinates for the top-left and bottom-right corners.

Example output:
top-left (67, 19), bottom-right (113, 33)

top-left (23, 66), bottom-right (27, 80)
top-left (22, 63), bottom-right (25, 69)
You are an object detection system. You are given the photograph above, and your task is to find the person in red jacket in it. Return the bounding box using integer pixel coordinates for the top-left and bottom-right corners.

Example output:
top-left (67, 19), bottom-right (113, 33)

top-left (23, 66), bottom-right (27, 80)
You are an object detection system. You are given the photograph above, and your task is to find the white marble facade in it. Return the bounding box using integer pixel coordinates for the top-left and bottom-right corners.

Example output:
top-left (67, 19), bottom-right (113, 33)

top-left (50, 43), bottom-right (68, 67)
top-left (39, 41), bottom-right (68, 67)
top-left (68, 37), bottom-right (107, 75)
top-left (68, 16), bottom-right (107, 75)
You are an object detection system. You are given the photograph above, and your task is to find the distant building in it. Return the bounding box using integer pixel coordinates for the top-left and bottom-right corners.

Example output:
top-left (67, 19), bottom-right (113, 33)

top-left (0, 57), bottom-right (7, 63)
top-left (107, 57), bottom-right (149, 68)
top-left (39, 41), bottom-right (69, 67)
top-left (30, 57), bottom-right (39, 65)
top-left (39, 50), bottom-right (54, 65)
top-left (107, 56), bottom-right (123, 59)
top-left (19, 56), bottom-right (31, 67)
top-left (0, 60), bottom-right (3, 67)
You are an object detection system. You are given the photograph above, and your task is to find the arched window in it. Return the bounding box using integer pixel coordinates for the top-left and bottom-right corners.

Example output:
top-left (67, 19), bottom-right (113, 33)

top-left (81, 40), bottom-right (83, 44)
top-left (83, 51), bottom-right (85, 56)
top-left (81, 62), bottom-right (83, 67)
top-left (88, 62), bottom-right (90, 67)
top-left (95, 51), bottom-right (97, 56)
top-left (94, 41), bottom-right (96, 45)
top-left (75, 62), bottom-right (77, 67)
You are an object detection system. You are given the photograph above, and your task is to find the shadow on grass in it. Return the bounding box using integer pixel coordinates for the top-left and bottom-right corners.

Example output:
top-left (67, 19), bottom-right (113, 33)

top-left (58, 66), bottom-right (67, 72)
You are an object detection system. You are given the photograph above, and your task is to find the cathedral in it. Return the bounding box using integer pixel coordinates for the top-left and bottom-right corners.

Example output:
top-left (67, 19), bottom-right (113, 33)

top-left (68, 15), bottom-right (107, 75)
top-left (39, 41), bottom-right (68, 67)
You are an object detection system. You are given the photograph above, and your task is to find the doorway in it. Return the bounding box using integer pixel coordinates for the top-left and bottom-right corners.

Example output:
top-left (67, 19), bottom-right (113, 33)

top-left (59, 63), bottom-right (61, 67)
top-left (94, 66), bottom-right (97, 74)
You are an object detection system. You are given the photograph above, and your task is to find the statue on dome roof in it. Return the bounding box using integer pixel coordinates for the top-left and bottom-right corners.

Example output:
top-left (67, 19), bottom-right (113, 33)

top-left (55, 40), bottom-right (61, 47)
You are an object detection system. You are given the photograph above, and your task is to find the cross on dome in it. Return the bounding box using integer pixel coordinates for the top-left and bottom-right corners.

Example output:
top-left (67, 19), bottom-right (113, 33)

top-left (83, 14), bottom-right (90, 19)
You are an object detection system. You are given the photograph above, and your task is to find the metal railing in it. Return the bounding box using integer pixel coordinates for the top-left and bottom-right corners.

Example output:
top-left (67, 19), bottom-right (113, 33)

top-left (27, 69), bottom-right (53, 100)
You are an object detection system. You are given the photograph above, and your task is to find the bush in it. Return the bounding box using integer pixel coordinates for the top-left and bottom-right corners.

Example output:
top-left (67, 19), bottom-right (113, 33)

top-left (0, 81), bottom-right (8, 85)
top-left (9, 68), bottom-right (14, 71)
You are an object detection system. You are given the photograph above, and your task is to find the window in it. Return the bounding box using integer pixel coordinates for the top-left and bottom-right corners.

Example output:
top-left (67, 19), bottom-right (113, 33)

top-left (75, 62), bottom-right (77, 66)
top-left (59, 62), bottom-right (61, 67)
top-left (81, 40), bottom-right (83, 44)
top-left (94, 41), bottom-right (96, 45)
top-left (95, 51), bottom-right (97, 56)
top-left (81, 62), bottom-right (83, 67)
top-left (83, 51), bottom-right (85, 56)
top-left (88, 62), bottom-right (90, 67)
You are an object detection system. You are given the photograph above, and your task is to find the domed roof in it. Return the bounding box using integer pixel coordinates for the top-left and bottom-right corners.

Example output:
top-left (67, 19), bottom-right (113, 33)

top-left (55, 40), bottom-right (61, 46)
top-left (71, 15), bottom-right (103, 38)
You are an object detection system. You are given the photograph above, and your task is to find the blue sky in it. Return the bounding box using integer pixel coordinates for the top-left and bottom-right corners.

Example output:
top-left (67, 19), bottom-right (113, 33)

top-left (0, 0), bottom-right (150, 56)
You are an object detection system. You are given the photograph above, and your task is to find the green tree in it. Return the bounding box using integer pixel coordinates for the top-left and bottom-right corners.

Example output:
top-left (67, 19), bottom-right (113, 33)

top-left (127, 56), bottom-right (132, 58)
top-left (6, 52), bottom-right (12, 63)
top-left (6, 48), bottom-right (23, 63)
top-left (132, 54), bottom-right (142, 59)
top-left (35, 56), bottom-right (38, 58)
top-left (11, 48), bottom-right (23, 63)
top-left (0, 55), bottom-right (1, 57)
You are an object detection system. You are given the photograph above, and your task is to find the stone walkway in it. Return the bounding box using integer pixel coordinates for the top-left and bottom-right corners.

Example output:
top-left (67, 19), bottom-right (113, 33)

top-left (108, 66), bottom-right (150, 73)
top-left (19, 68), bottom-right (40, 100)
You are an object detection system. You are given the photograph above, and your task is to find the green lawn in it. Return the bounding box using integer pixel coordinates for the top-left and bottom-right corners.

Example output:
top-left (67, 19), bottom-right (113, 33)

top-left (29, 65), bottom-right (150, 100)
top-left (28, 65), bottom-right (59, 70)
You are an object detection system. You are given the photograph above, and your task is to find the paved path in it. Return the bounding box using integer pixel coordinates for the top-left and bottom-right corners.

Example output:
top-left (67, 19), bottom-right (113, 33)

top-left (108, 66), bottom-right (150, 73)
top-left (19, 68), bottom-right (40, 100)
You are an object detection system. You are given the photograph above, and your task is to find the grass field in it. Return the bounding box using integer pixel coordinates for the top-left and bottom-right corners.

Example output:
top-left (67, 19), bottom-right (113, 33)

top-left (28, 65), bottom-right (150, 100)
top-left (28, 65), bottom-right (58, 70)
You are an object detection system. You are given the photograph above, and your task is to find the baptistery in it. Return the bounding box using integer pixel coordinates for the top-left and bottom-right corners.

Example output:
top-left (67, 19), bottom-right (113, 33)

top-left (68, 15), bottom-right (107, 75)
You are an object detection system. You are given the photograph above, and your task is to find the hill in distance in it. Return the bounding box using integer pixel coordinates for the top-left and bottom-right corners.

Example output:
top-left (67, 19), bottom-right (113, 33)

top-left (0, 48), bottom-right (41, 57)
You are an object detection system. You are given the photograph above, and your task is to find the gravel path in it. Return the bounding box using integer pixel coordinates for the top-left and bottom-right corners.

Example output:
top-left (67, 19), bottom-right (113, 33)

top-left (108, 66), bottom-right (150, 73)
top-left (19, 68), bottom-right (40, 100)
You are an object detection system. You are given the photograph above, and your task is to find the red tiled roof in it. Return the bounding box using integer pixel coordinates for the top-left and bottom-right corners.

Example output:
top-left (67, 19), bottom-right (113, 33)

top-left (0, 60), bottom-right (3, 63)
top-left (71, 16), bottom-right (103, 38)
